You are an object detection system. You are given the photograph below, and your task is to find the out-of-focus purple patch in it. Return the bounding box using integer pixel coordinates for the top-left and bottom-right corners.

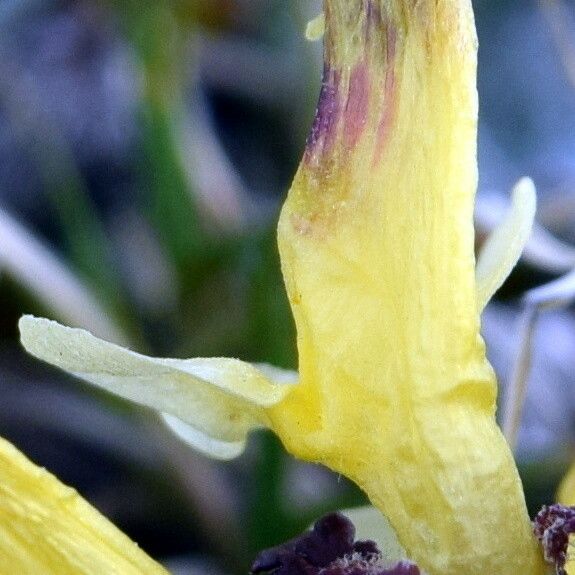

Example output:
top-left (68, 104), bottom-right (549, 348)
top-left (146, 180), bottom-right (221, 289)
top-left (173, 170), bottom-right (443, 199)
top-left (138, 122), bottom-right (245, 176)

top-left (373, 24), bottom-right (397, 166)
top-left (533, 503), bottom-right (575, 575)
top-left (250, 512), bottom-right (421, 575)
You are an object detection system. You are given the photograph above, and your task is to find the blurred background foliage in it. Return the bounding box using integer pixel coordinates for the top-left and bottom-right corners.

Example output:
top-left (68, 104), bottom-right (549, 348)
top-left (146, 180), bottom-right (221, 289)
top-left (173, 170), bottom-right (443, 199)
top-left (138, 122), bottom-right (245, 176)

top-left (0, 0), bottom-right (575, 573)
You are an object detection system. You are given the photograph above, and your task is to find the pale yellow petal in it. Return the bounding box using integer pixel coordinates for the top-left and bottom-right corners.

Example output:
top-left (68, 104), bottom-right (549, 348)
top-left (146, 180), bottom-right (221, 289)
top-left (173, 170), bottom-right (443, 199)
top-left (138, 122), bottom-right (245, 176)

top-left (19, 315), bottom-right (293, 446)
top-left (476, 178), bottom-right (537, 312)
top-left (0, 436), bottom-right (167, 574)
top-left (556, 464), bottom-right (575, 575)
top-left (305, 13), bottom-right (325, 42)
top-left (255, 363), bottom-right (298, 385)
top-left (161, 413), bottom-right (246, 460)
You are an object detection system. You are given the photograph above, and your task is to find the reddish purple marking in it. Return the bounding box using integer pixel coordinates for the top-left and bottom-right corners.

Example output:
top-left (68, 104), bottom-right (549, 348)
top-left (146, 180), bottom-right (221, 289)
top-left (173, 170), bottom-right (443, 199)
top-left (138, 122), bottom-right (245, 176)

top-left (305, 65), bottom-right (342, 163)
top-left (304, 1), bottom-right (398, 167)
top-left (373, 24), bottom-right (398, 166)
top-left (344, 62), bottom-right (371, 150)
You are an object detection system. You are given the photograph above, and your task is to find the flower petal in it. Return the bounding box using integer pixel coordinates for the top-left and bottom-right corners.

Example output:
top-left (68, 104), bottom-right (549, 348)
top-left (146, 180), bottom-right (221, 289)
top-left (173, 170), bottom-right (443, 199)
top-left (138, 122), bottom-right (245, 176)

top-left (0, 436), bottom-right (167, 574)
top-left (306, 13), bottom-right (325, 42)
top-left (19, 315), bottom-right (294, 446)
top-left (161, 413), bottom-right (246, 460)
top-left (475, 178), bottom-right (537, 312)
top-left (558, 462), bottom-right (575, 507)
top-left (269, 3), bottom-right (544, 573)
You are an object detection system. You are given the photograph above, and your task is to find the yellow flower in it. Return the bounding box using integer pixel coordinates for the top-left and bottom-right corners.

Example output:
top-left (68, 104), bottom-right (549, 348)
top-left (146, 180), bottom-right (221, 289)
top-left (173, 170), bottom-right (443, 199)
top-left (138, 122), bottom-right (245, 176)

top-left (554, 466), bottom-right (575, 574)
top-left (18, 1), bottom-right (547, 573)
top-left (559, 465), bottom-right (575, 509)
top-left (0, 436), bottom-right (166, 574)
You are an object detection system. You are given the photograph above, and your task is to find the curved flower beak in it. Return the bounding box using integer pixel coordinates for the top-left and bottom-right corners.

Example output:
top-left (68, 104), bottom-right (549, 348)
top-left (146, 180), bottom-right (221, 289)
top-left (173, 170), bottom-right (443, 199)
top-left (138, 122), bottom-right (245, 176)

top-left (18, 1), bottom-right (547, 574)
top-left (0, 436), bottom-right (167, 574)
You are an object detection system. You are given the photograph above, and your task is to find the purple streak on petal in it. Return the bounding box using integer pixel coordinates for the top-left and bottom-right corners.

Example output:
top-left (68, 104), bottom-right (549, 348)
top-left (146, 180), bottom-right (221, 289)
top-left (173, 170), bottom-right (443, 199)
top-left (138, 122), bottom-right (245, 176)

top-left (343, 61), bottom-right (371, 150)
top-left (365, 0), bottom-right (383, 39)
top-left (305, 65), bottom-right (342, 164)
top-left (373, 24), bottom-right (398, 166)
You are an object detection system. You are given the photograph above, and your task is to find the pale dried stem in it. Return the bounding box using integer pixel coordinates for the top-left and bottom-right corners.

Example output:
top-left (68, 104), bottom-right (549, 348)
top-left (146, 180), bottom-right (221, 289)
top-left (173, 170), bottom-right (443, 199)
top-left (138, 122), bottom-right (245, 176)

top-left (503, 268), bottom-right (575, 451)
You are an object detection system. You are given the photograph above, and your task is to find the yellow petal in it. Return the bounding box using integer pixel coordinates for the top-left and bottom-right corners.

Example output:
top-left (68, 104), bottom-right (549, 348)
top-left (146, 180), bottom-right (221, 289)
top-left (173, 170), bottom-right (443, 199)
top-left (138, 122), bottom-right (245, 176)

top-left (557, 461), bottom-right (575, 506)
top-left (19, 315), bottom-right (293, 453)
top-left (268, 2), bottom-right (543, 573)
top-left (161, 414), bottom-right (246, 460)
top-left (0, 436), bottom-right (167, 574)
top-left (557, 467), bottom-right (575, 575)
top-left (475, 178), bottom-right (537, 312)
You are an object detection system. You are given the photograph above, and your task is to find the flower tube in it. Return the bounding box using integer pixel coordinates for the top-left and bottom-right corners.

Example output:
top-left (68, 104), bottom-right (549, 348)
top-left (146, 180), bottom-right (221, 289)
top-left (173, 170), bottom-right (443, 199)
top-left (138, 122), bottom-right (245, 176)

top-left (267, 2), bottom-right (543, 573)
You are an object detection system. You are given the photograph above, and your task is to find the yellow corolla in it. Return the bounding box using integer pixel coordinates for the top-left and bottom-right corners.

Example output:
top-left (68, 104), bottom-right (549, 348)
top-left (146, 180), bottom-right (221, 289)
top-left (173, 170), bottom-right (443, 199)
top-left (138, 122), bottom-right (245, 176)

top-left (556, 468), bottom-right (575, 575)
top-left (0, 436), bottom-right (167, 574)
top-left (559, 465), bottom-right (575, 509)
top-left (18, 1), bottom-right (548, 574)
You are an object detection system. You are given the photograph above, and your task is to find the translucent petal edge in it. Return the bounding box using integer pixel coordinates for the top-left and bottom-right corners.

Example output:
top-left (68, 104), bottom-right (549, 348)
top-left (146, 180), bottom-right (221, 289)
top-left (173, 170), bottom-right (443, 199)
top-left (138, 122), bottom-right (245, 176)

top-left (475, 178), bottom-right (537, 311)
top-left (161, 413), bottom-right (247, 460)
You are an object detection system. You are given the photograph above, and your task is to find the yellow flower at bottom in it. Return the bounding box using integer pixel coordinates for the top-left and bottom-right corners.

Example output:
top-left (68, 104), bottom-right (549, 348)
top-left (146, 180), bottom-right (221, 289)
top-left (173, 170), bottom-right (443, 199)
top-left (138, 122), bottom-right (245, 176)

top-left (17, 1), bottom-right (549, 574)
top-left (554, 465), bottom-right (575, 574)
top-left (0, 436), bottom-right (166, 574)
